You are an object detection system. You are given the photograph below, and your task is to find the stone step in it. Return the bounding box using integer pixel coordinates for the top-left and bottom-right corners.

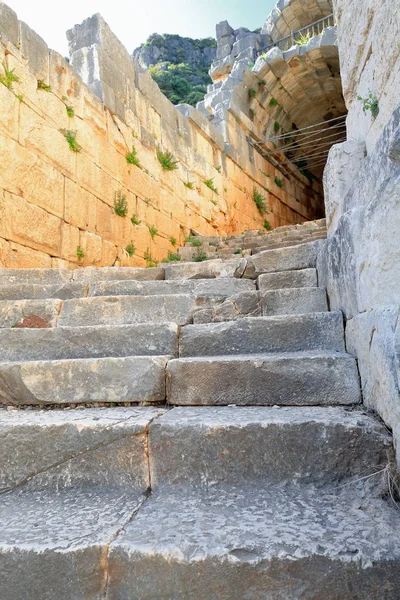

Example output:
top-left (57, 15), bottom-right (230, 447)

top-left (252, 236), bottom-right (326, 252)
top-left (58, 295), bottom-right (199, 327)
top-left (257, 268), bottom-right (318, 290)
top-left (243, 240), bottom-right (324, 277)
top-left (261, 287), bottom-right (328, 315)
top-left (180, 312), bottom-right (345, 357)
top-left (0, 407), bottom-right (162, 492)
top-left (0, 355), bottom-right (171, 406)
top-left (0, 299), bottom-right (62, 328)
top-left (0, 266), bottom-right (164, 286)
top-left (149, 406), bottom-right (392, 486)
top-left (0, 282), bottom-right (88, 301)
top-left (106, 484), bottom-right (400, 600)
top-left (89, 278), bottom-right (255, 298)
top-left (0, 323), bottom-right (178, 362)
top-left (164, 258), bottom-right (245, 280)
top-left (167, 352), bottom-right (361, 406)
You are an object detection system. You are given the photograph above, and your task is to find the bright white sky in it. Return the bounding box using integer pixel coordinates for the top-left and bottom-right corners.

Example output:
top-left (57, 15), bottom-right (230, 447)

top-left (6, 0), bottom-right (276, 57)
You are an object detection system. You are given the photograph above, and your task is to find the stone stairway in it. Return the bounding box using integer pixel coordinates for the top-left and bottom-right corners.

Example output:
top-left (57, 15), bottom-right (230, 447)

top-left (0, 234), bottom-right (399, 599)
top-left (178, 217), bottom-right (327, 261)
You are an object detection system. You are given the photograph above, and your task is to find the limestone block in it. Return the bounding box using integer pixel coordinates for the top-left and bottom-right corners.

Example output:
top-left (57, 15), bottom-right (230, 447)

top-left (261, 287), bottom-right (328, 316)
top-left (2, 191), bottom-right (61, 256)
top-left (0, 322), bottom-right (178, 362)
top-left (64, 178), bottom-right (98, 232)
top-left (167, 353), bottom-right (361, 406)
top-left (0, 355), bottom-right (170, 405)
top-left (346, 307), bottom-right (400, 462)
top-left (232, 34), bottom-right (260, 58)
top-left (0, 83), bottom-right (18, 140)
top-left (216, 21), bottom-right (234, 40)
top-left (180, 312), bottom-right (345, 357)
top-left (19, 103), bottom-right (76, 178)
top-left (78, 231), bottom-right (102, 266)
top-left (0, 298), bottom-right (61, 328)
top-left (18, 21), bottom-right (49, 84)
top-left (324, 140), bottom-right (367, 234)
top-left (0, 239), bottom-right (52, 268)
top-left (60, 222), bottom-right (80, 263)
top-left (0, 2), bottom-right (18, 45)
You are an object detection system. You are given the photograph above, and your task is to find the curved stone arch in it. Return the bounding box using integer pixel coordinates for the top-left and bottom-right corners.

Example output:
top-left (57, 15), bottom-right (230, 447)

top-left (263, 0), bottom-right (334, 42)
top-left (203, 26), bottom-right (346, 184)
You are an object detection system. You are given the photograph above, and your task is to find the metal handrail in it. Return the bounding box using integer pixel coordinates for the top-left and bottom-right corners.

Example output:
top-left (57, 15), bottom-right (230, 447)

top-left (257, 13), bottom-right (335, 56)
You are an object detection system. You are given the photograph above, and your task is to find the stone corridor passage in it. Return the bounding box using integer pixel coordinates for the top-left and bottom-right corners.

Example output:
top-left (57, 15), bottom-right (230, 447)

top-left (0, 221), bottom-right (399, 599)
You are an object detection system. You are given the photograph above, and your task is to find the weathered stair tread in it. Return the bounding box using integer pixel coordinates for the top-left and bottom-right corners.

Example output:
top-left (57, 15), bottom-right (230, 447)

top-left (261, 287), bottom-right (328, 315)
top-left (0, 282), bottom-right (88, 301)
top-left (0, 323), bottom-right (178, 361)
top-left (0, 487), bottom-right (147, 600)
top-left (0, 299), bottom-right (62, 328)
top-left (0, 407), bottom-right (163, 491)
top-left (58, 294), bottom-right (199, 327)
top-left (243, 240), bottom-right (324, 277)
top-left (257, 268), bottom-right (318, 290)
top-left (72, 266), bottom-right (165, 282)
top-left (180, 312), bottom-right (345, 357)
top-left (0, 356), bottom-right (171, 406)
top-left (164, 258), bottom-right (245, 280)
top-left (150, 406), bottom-right (392, 486)
top-left (89, 278), bottom-right (255, 298)
top-left (0, 268), bottom-right (72, 286)
top-left (167, 352), bottom-right (361, 406)
top-left (107, 485), bottom-right (400, 600)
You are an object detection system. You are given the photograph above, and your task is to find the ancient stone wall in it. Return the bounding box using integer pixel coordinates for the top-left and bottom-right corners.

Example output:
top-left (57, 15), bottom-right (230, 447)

top-left (0, 3), bottom-right (319, 269)
top-left (320, 0), bottom-right (400, 458)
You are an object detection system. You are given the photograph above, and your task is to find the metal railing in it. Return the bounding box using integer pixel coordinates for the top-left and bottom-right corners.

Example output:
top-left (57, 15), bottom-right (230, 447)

top-left (257, 13), bottom-right (335, 56)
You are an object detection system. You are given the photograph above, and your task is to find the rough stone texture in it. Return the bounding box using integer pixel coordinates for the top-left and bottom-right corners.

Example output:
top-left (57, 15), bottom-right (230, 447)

top-left (167, 353), bottom-right (361, 406)
top-left (0, 1), bottom-right (18, 45)
top-left (89, 278), bottom-right (255, 298)
top-left (346, 307), bottom-right (400, 461)
top-left (324, 140), bottom-right (367, 234)
top-left (164, 258), bottom-right (246, 280)
top-left (319, 108), bottom-right (400, 318)
top-left (261, 288), bottom-right (328, 316)
top-left (0, 282), bottom-right (88, 300)
top-left (150, 406), bottom-right (392, 486)
top-left (0, 488), bottom-right (146, 600)
top-left (193, 291), bottom-right (261, 323)
top-left (0, 323), bottom-right (178, 361)
top-left (58, 294), bottom-right (198, 327)
top-left (0, 407), bottom-right (161, 491)
top-left (244, 241), bottom-right (324, 278)
top-left (72, 267), bottom-right (165, 282)
top-left (0, 268), bottom-right (72, 286)
top-left (180, 312), bottom-right (345, 357)
top-left (0, 355), bottom-right (170, 405)
top-left (0, 299), bottom-right (61, 327)
top-left (258, 269), bottom-right (318, 290)
top-left (107, 485), bottom-right (400, 600)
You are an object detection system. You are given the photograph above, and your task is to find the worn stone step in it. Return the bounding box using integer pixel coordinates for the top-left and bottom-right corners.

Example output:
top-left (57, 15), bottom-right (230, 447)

top-left (0, 299), bottom-right (62, 328)
top-left (0, 282), bottom-right (88, 301)
top-left (167, 352), bottom-right (361, 406)
top-left (149, 406), bottom-right (392, 486)
top-left (257, 268), bottom-right (318, 290)
top-left (164, 258), bottom-right (245, 280)
top-left (0, 323), bottom-right (178, 362)
top-left (72, 266), bottom-right (164, 282)
top-left (180, 312), bottom-right (345, 357)
top-left (0, 407), bottom-right (162, 492)
top-left (0, 268), bottom-right (72, 286)
top-left (89, 278), bottom-right (255, 298)
top-left (261, 287), bottom-right (328, 316)
top-left (58, 295), bottom-right (199, 327)
top-left (106, 484), bottom-right (400, 600)
top-left (0, 355), bottom-right (170, 406)
top-left (243, 240), bottom-right (324, 277)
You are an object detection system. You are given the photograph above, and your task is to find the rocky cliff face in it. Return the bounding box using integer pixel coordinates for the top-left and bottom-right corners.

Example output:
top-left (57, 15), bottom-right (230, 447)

top-left (133, 34), bottom-right (217, 106)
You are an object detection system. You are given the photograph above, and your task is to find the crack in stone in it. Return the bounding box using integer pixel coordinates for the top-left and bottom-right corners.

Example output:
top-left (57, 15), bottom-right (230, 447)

top-left (0, 416), bottom-right (153, 495)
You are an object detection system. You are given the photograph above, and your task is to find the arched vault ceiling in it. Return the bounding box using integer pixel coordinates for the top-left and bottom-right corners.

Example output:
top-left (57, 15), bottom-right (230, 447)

top-left (264, 0), bottom-right (334, 41)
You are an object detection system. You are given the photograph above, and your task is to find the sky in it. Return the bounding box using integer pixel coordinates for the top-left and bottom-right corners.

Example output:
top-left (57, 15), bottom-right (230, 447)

top-left (6, 0), bottom-right (276, 57)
